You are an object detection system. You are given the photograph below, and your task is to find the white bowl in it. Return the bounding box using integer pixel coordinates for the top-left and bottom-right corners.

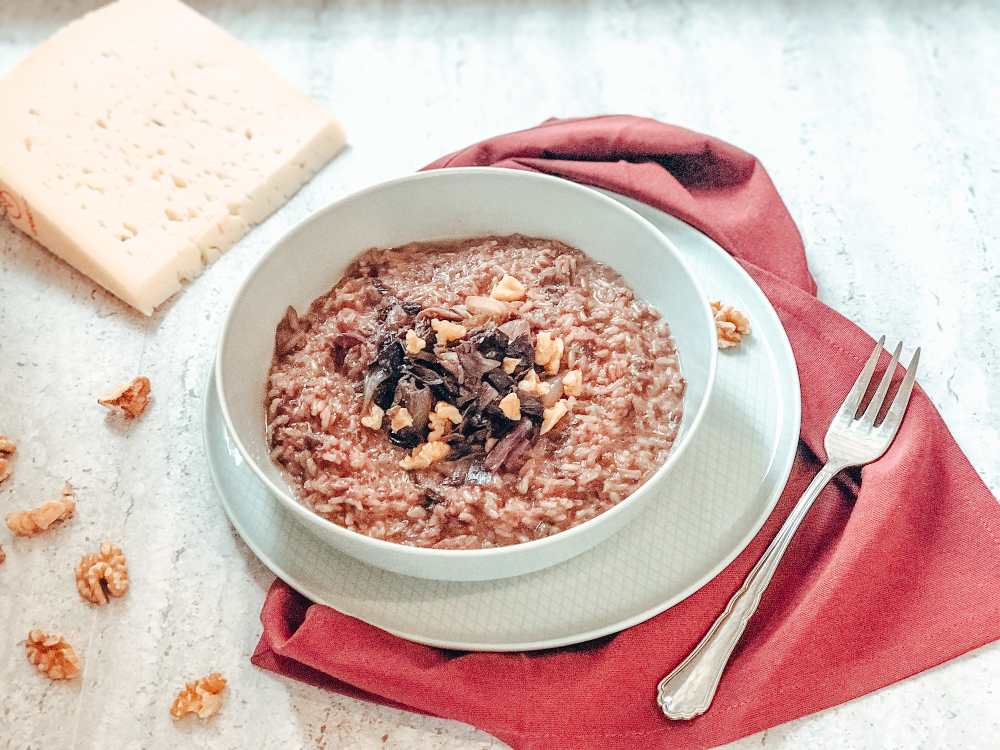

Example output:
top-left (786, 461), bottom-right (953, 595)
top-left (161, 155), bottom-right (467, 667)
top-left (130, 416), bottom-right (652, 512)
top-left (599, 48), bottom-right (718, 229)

top-left (216, 168), bottom-right (717, 581)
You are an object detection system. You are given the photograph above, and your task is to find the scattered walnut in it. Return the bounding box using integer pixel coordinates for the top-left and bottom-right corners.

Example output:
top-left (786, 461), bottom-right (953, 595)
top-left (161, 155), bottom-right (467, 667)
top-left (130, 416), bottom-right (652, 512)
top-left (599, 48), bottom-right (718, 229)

top-left (501, 357), bottom-right (520, 375)
top-left (561, 370), bottom-right (583, 396)
top-left (399, 441), bottom-right (451, 471)
top-left (490, 273), bottom-right (526, 302)
top-left (0, 435), bottom-right (14, 485)
top-left (540, 399), bottom-right (570, 435)
top-left (361, 404), bottom-right (384, 430)
top-left (25, 630), bottom-right (80, 680)
top-left (75, 541), bottom-right (129, 605)
top-left (387, 406), bottom-right (413, 432)
top-left (427, 401), bottom-right (462, 442)
top-left (498, 392), bottom-right (521, 421)
top-left (430, 319), bottom-right (467, 346)
top-left (170, 672), bottom-right (227, 720)
top-left (404, 329), bottom-right (426, 354)
top-left (711, 300), bottom-right (751, 349)
top-left (6, 483), bottom-right (75, 537)
top-left (98, 376), bottom-right (151, 418)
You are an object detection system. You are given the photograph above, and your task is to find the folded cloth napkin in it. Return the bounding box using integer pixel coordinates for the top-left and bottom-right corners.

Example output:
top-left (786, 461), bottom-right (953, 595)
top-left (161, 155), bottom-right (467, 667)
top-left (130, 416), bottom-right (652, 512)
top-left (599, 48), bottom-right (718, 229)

top-left (252, 116), bottom-right (1000, 749)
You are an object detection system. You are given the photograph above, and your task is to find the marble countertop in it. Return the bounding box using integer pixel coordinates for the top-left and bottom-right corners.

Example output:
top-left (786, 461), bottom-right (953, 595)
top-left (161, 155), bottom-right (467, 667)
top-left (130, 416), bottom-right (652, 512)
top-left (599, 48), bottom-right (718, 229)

top-left (1, 1), bottom-right (998, 748)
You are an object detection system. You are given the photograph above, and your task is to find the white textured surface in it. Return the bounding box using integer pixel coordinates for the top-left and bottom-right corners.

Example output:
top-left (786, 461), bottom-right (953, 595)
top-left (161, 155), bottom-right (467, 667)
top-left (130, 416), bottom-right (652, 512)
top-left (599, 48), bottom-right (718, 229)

top-left (0, 1), bottom-right (997, 749)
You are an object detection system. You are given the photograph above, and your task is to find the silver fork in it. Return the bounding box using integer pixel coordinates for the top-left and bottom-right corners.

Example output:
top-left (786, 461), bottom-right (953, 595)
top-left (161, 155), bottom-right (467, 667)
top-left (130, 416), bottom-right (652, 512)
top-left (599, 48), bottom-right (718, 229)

top-left (657, 336), bottom-right (920, 720)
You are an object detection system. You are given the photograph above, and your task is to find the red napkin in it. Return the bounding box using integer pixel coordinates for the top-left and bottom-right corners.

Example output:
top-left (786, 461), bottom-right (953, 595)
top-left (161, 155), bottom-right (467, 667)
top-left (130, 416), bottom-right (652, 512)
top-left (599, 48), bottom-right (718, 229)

top-left (252, 116), bottom-right (1000, 749)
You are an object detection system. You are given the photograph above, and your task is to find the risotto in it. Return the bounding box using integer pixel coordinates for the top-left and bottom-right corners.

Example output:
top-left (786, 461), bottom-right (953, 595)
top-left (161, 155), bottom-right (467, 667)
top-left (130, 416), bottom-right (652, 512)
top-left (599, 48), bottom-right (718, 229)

top-left (265, 235), bottom-right (684, 549)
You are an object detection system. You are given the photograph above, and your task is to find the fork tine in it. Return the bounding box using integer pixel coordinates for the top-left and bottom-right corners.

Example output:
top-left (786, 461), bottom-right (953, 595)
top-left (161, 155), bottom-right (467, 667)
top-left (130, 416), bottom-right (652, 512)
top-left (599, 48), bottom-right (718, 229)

top-left (878, 347), bottom-right (920, 436)
top-left (859, 341), bottom-right (903, 427)
top-left (837, 336), bottom-right (885, 420)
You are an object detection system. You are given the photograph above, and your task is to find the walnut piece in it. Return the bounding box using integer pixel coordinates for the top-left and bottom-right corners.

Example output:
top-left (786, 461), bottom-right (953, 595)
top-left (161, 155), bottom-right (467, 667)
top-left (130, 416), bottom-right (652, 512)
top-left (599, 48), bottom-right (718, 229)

top-left (427, 401), bottom-right (462, 442)
top-left (711, 300), bottom-right (751, 349)
top-left (540, 399), bottom-right (570, 435)
top-left (25, 630), bottom-right (80, 680)
top-left (6, 483), bottom-right (75, 536)
top-left (490, 273), bottom-right (526, 302)
top-left (518, 369), bottom-right (551, 398)
top-left (75, 541), bottom-right (129, 605)
top-left (0, 435), bottom-right (14, 485)
top-left (98, 376), bottom-right (151, 418)
top-left (399, 441), bottom-right (451, 471)
top-left (0, 544), bottom-right (5, 565)
top-left (387, 406), bottom-right (413, 432)
top-left (498, 392), bottom-right (521, 421)
top-left (561, 370), bottom-right (583, 396)
top-left (501, 357), bottom-right (520, 375)
top-left (404, 329), bottom-right (426, 354)
top-left (534, 332), bottom-right (565, 375)
top-left (430, 319), bottom-right (467, 346)
top-left (360, 404), bottom-right (384, 430)
top-left (169, 672), bottom-right (227, 720)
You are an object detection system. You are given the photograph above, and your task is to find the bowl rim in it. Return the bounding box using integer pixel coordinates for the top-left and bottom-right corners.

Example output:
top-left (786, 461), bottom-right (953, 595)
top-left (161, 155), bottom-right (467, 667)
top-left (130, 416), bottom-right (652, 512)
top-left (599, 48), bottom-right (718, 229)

top-left (215, 166), bottom-right (719, 560)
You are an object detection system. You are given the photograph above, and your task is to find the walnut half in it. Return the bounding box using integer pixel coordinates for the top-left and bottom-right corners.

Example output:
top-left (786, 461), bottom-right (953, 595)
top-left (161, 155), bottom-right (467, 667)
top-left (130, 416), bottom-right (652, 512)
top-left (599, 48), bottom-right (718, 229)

top-left (170, 672), bottom-right (227, 720)
top-left (6, 483), bottom-right (75, 537)
top-left (75, 542), bottom-right (129, 605)
top-left (711, 300), bottom-right (751, 349)
top-left (98, 376), bottom-right (151, 418)
top-left (25, 630), bottom-right (81, 680)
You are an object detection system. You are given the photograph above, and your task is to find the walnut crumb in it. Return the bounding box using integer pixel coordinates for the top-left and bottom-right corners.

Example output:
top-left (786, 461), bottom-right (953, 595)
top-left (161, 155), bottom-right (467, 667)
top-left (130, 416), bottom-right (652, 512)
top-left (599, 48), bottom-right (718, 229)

top-left (430, 319), bottom-right (467, 346)
top-left (404, 329), bottom-right (425, 354)
top-left (498, 392), bottom-right (521, 421)
top-left (360, 404), bottom-right (384, 430)
top-left (170, 672), bottom-right (227, 720)
top-left (490, 274), bottom-right (526, 302)
top-left (387, 406), bottom-right (413, 432)
top-left (711, 300), bottom-right (751, 349)
top-left (25, 630), bottom-right (80, 680)
top-left (534, 332), bottom-right (565, 375)
top-left (427, 402), bottom-right (462, 442)
top-left (561, 370), bottom-right (583, 396)
top-left (98, 376), bottom-right (151, 418)
top-left (0, 544), bottom-right (5, 565)
top-left (540, 399), bottom-right (570, 435)
top-left (399, 441), bottom-right (451, 471)
top-left (6, 483), bottom-right (75, 537)
top-left (75, 541), bottom-right (129, 605)
top-left (518, 369), bottom-right (550, 397)
top-left (501, 357), bottom-right (520, 375)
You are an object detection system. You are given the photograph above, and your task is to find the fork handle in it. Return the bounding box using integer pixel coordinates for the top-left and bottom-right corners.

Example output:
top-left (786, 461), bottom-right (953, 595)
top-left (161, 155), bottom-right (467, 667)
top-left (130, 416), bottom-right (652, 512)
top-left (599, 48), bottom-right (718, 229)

top-left (656, 462), bottom-right (843, 720)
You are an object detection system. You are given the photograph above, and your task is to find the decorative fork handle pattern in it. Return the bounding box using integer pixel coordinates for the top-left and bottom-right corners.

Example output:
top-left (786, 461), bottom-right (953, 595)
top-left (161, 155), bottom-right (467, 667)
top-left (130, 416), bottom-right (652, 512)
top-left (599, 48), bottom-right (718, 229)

top-left (656, 462), bottom-right (843, 720)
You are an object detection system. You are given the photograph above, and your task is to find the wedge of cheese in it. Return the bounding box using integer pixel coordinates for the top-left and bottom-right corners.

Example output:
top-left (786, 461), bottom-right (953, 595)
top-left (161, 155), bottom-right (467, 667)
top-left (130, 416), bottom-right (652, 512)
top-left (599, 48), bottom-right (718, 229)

top-left (0, 0), bottom-right (345, 314)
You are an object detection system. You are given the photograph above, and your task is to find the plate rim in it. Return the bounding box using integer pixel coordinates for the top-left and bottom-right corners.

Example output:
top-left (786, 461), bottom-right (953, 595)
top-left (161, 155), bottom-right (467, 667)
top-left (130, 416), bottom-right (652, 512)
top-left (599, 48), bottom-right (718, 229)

top-left (205, 195), bottom-right (801, 651)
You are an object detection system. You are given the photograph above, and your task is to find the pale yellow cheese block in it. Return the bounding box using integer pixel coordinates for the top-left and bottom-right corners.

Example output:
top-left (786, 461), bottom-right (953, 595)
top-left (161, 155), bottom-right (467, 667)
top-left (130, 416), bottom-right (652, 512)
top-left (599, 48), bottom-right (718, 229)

top-left (0, 0), bottom-right (345, 314)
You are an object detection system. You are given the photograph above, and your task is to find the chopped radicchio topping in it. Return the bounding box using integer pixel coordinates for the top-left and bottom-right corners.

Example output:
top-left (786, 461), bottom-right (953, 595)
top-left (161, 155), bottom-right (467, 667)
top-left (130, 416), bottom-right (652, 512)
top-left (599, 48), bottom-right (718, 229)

top-left (357, 314), bottom-right (555, 482)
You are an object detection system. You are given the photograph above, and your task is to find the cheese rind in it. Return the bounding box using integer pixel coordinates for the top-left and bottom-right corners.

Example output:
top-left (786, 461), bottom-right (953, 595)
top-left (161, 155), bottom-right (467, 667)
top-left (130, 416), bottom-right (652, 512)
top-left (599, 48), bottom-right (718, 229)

top-left (0, 0), bottom-right (345, 314)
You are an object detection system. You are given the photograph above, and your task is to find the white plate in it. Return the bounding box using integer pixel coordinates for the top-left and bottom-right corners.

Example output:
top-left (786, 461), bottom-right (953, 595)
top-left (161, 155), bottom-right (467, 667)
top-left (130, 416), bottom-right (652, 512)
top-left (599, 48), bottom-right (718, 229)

top-left (203, 193), bottom-right (800, 651)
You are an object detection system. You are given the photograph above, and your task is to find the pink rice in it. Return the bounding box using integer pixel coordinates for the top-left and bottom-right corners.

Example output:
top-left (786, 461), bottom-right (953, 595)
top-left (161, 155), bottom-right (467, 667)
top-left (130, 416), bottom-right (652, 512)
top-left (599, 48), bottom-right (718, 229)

top-left (265, 235), bottom-right (684, 549)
